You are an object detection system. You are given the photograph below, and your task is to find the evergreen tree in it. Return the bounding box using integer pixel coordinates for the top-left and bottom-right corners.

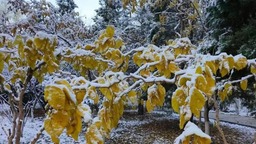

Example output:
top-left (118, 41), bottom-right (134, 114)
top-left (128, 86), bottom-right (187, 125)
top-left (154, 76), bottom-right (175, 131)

top-left (93, 0), bottom-right (122, 31)
top-left (206, 0), bottom-right (256, 58)
top-left (56, 0), bottom-right (77, 15)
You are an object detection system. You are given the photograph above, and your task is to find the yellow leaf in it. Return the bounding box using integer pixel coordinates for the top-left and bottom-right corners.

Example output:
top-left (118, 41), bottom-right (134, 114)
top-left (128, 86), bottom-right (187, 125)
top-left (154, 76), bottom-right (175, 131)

top-left (240, 79), bottom-right (248, 91)
top-left (168, 62), bottom-right (180, 73)
top-left (171, 88), bottom-right (186, 113)
top-left (204, 66), bottom-right (216, 97)
top-left (133, 52), bottom-right (145, 66)
top-left (205, 61), bottom-right (218, 75)
top-left (146, 100), bottom-right (154, 112)
top-left (105, 25), bottom-right (115, 38)
top-left (234, 55), bottom-right (247, 70)
top-left (74, 89), bottom-right (86, 104)
top-left (85, 121), bottom-right (104, 144)
top-left (194, 135), bottom-right (212, 144)
top-left (99, 88), bottom-right (113, 100)
top-left (140, 69), bottom-right (151, 77)
top-left (44, 85), bottom-right (66, 110)
top-left (250, 65), bottom-right (256, 74)
top-left (178, 75), bottom-right (191, 87)
top-left (88, 87), bottom-right (99, 104)
top-left (115, 38), bottom-right (123, 48)
top-left (70, 112), bottom-right (82, 140)
top-left (84, 44), bottom-right (95, 50)
top-left (157, 84), bottom-right (166, 106)
top-left (128, 90), bottom-right (136, 98)
top-left (189, 88), bottom-right (206, 117)
top-left (0, 53), bottom-right (4, 72)
top-left (220, 67), bottom-right (229, 77)
top-left (0, 74), bottom-right (4, 83)
top-left (219, 83), bottom-right (232, 101)
top-left (51, 110), bottom-right (70, 130)
top-left (226, 56), bottom-right (235, 69)
top-left (55, 80), bottom-right (76, 104)
top-left (195, 66), bottom-right (203, 74)
top-left (195, 75), bottom-right (207, 92)
top-left (111, 83), bottom-right (120, 93)
top-left (44, 119), bottom-right (60, 144)
top-left (44, 110), bottom-right (69, 144)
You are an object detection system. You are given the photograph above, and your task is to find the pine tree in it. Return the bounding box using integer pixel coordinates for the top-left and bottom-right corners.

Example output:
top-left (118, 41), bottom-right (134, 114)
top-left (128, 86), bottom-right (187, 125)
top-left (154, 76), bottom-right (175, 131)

top-left (56, 0), bottom-right (77, 15)
top-left (93, 0), bottom-right (123, 31)
top-left (206, 0), bottom-right (256, 58)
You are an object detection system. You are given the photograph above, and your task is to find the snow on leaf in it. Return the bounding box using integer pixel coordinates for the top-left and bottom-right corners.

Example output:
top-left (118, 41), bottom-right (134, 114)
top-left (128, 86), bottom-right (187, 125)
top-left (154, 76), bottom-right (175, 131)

top-left (218, 82), bottom-right (232, 101)
top-left (174, 121), bottom-right (211, 144)
top-left (179, 105), bottom-right (192, 129)
top-left (205, 61), bottom-right (218, 75)
top-left (203, 65), bottom-right (216, 97)
top-left (234, 54), bottom-right (247, 70)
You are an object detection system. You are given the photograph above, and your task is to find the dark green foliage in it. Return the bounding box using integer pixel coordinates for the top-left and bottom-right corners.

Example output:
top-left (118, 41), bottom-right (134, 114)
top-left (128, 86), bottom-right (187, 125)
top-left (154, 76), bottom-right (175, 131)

top-left (206, 0), bottom-right (256, 58)
top-left (93, 0), bottom-right (122, 31)
top-left (56, 0), bottom-right (77, 15)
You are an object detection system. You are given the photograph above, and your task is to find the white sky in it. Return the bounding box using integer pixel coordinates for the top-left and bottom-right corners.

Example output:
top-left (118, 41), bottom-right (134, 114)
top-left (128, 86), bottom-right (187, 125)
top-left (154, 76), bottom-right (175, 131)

top-left (47, 0), bottom-right (100, 25)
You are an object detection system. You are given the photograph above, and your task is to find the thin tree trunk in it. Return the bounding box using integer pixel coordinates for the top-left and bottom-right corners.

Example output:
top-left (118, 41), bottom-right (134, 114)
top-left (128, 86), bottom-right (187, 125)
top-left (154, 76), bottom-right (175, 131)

top-left (15, 69), bottom-right (33, 144)
top-left (254, 132), bottom-right (256, 144)
top-left (8, 93), bottom-right (18, 144)
top-left (213, 95), bottom-right (228, 144)
top-left (198, 111), bottom-right (202, 129)
top-left (204, 101), bottom-right (210, 135)
top-left (138, 99), bottom-right (144, 115)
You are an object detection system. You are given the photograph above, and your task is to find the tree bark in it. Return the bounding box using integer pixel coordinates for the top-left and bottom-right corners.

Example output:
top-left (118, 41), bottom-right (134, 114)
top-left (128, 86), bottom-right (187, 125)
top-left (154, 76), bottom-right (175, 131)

top-left (254, 132), bottom-right (256, 144)
top-left (213, 95), bottom-right (228, 144)
top-left (15, 69), bottom-right (33, 144)
top-left (198, 111), bottom-right (202, 129)
top-left (138, 99), bottom-right (144, 115)
top-left (204, 101), bottom-right (210, 135)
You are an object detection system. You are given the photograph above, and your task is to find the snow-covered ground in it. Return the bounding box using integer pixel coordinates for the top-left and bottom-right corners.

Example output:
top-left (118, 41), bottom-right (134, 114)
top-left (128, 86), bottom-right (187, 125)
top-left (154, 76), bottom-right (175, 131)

top-left (0, 108), bottom-right (255, 143)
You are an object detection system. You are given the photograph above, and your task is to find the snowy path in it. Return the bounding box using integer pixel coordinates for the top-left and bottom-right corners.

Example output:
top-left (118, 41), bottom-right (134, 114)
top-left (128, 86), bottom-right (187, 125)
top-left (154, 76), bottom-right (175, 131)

top-left (203, 111), bottom-right (256, 128)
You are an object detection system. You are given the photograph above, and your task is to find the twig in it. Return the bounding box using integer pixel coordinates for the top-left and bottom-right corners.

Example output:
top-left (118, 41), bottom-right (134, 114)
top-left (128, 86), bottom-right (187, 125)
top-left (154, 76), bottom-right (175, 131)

top-left (30, 127), bottom-right (45, 144)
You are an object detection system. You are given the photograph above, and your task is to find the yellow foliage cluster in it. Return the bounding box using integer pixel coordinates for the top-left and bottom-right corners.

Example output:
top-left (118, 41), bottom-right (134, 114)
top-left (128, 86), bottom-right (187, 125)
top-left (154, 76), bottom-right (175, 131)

top-left (0, 34), bottom-right (58, 83)
top-left (172, 52), bottom-right (252, 131)
top-left (133, 45), bottom-right (179, 78)
top-left (44, 79), bottom-right (91, 143)
top-left (98, 75), bottom-right (129, 100)
top-left (86, 99), bottom-right (124, 144)
top-left (146, 84), bottom-right (166, 112)
top-left (63, 26), bottom-right (128, 76)
top-left (122, 0), bottom-right (147, 12)
top-left (168, 38), bottom-right (194, 58)
top-left (172, 65), bottom-right (215, 129)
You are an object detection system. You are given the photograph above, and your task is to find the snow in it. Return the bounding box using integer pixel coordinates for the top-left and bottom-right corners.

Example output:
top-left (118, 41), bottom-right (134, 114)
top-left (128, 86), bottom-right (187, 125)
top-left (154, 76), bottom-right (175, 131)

top-left (0, 107), bottom-right (255, 143)
top-left (48, 83), bottom-right (77, 104)
top-left (174, 121), bottom-right (211, 144)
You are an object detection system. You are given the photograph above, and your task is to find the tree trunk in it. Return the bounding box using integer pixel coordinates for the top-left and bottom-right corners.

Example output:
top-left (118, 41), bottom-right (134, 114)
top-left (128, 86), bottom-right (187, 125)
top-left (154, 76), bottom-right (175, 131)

top-left (204, 101), bottom-right (210, 135)
top-left (254, 132), bottom-right (256, 144)
top-left (15, 69), bottom-right (33, 144)
top-left (138, 100), bottom-right (144, 115)
top-left (198, 111), bottom-right (202, 129)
